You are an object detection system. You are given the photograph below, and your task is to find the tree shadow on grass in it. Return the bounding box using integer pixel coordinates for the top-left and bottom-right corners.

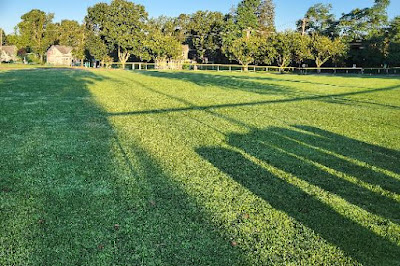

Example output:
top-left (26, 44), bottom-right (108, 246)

top-left (138, 71), bottom-right (400, 114)
top-left (0, 69), bottom-right (244, 265)
top-left (197, 126), bottom-right (400, 265)
top-left (140, 71), bottom-right (300, 96)
top-left (294, 126), bottom-right (400, 175)
top-left (226, 74), bottom-right (371, 89)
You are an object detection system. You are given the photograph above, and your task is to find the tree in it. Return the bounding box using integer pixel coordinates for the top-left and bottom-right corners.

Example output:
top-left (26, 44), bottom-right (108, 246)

top-left (310, 34), bottom-right (348, 70)
top-left (229, 34), bottom-right (269, 71)
top-left (296, 4), bottom-right (337, 37)
top-left (17, 9), bottom-right (57, 64)
top-left (387, 16), bottom-right (400, 66)
top-left (103, 0), bottom-right (148, 69)
top-left (188, 11), bottom-right (225, 63)
top-left (236, 0), bottom-right (262, 30)
top-left (272, 31), bottom-right (311, 68)
top-left (175, 14), bottom-right (191, 43)
top-left (258, 0), bottom-right (275, 34)
top-left (58, 20), bottom-right (86, 66)
top-left (292, 34), bottom-right (312, 66)
top-left (86, 32), bottom-right (110, 67)
top-left (339, 0), bottom-right (390, 41)
top-left (85, 2), bottom-right (110, 66)
top-left (146, 20), bottom-right (182, 62)
top-left (221, 14), bottom-right (241, 61)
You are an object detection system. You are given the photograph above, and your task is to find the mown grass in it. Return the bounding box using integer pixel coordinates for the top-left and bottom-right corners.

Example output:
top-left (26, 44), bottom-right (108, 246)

top-left (1, 68), bottom-right (399, 265)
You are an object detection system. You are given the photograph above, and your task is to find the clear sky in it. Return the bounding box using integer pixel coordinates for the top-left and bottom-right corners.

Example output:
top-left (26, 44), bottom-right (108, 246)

top-left (1, 0), bottom-right (399, 34)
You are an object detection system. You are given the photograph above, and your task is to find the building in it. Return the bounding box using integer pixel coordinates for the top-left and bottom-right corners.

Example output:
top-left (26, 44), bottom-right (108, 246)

top-left (46, 45), bottom-right (74, 65)
top-left (0, 45), bottom-right (18, 62)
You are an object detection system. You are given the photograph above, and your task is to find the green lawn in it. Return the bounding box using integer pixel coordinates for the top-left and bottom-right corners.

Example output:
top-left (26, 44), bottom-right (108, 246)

top-left (1, 68), bottom-right (399, 265)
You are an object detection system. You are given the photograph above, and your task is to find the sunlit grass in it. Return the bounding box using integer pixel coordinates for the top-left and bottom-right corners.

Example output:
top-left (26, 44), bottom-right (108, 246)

top-left (1, 69), bottom-right (399, 265)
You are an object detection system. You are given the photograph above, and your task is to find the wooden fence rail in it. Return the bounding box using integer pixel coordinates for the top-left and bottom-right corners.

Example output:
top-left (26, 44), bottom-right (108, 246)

top-left (99, 62), bottom-right (399, 75)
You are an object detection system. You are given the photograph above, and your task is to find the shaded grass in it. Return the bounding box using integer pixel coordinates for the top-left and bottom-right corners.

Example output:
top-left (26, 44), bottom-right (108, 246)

top-left (1, 69), bottom-right (400, 264)
top-left (0, 69), bottom-right (244, 265)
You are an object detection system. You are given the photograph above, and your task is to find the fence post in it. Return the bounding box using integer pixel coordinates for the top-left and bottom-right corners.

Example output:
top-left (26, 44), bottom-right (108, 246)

top-left (253, 66), bottom-right (256, 72)
top-left (217, 65), bottom-right (220, 71)
top-left (229, 66), bottom-right (231, 71)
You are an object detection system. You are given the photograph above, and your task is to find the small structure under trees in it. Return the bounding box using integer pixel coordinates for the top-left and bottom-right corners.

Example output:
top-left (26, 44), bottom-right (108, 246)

top-left (46, 45), bottom-right (74, 65)
top-left (0, 45), bottom-right (18, 62)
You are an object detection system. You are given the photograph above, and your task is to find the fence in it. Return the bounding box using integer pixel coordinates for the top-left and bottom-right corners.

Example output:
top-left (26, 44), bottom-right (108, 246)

top-left (90, 62), bottom-right (400, 75)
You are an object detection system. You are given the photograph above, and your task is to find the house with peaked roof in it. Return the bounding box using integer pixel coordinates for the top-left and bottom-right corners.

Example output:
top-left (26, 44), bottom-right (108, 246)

top-left (47, 45), bottom-right (74, 65)
top-left (0, 45), bottom-right (18, 62)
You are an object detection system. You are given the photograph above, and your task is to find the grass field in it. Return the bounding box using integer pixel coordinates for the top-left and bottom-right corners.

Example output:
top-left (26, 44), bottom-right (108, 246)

top-left (1, 68), bottom-right (399, 265)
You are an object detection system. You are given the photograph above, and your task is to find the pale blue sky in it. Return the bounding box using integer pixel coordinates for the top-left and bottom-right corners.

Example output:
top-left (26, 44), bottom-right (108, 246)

top-left (0, 0), bottom-right (399, 34)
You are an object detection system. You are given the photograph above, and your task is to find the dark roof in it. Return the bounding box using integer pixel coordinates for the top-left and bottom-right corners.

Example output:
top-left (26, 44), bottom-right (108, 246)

top-left (1, 45), bottom-right (17, 55)
top-left (52, 45), bottom-right (73, 54)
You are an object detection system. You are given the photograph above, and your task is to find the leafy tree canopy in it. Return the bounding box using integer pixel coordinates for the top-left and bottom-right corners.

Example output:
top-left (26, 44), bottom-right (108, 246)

top-left (17, 9), bottom-right (57, 63)
top-left (296, 4), bottom-right (338, 37)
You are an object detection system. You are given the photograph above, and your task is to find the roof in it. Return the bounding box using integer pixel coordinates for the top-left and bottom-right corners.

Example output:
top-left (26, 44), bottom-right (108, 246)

top-left (51, 45), bottom-right (73, 54)
top-left (0, 45), bottom-right (17, 55)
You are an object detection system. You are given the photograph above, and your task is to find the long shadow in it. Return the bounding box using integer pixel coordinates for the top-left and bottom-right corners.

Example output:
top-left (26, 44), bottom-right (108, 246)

top-left (139, 71), bottom-right (400, 112)
top-left (109, 71), bottom-right (251, 129)
top-left (294, 126), bottom-right (400, 175)
top-left (0, 69), bottom-right (244, 265)
top-left (272, 127), bottom-right (400, 194)
top-left (320, 97), bottom-right (400, 110)
top-left (140, 70), bottom-right (299, 96)
top-left (227, 127), bottom-right (400, 222)
top-left (228, 74), bottom-right (371, 89)
top-left (197, 126), bottom-right (400, 265)
top-left (107, 82), bottom-right (400, 117)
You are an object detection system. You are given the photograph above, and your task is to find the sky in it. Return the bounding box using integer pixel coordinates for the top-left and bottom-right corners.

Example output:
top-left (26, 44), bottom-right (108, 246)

top-left (0, 0), bottom-right (399, 34)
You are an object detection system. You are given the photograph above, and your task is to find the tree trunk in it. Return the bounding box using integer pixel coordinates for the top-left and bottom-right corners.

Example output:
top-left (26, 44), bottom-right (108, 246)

top-left (118, 46), bottom-right (130, 70)
top-left (40, 54), bottom-right (44, 65)
top-left (243, 65), bottom-right (248, 72)
top-left (81, 58), bottom-right (84, 67)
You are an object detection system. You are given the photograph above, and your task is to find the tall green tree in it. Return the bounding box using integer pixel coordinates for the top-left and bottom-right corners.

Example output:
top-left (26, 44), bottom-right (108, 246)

top-left (228, 34), bottom-right (274, 70)
top-left (146, 19), bottom-right (182, 61)
top-left (175, 14), bottom-right (192, 43)
top-left (310, 34), bottom-right (348, 69)
top-left (188, 11), bottom-right (225, 63)
top-left (387, 16), bottom-right (400, 66)
top-left (86, 32), bottom-right (111, 67)
top-left (17, 9), bottom-right (57, 63)
top-left (296, 4), bottom-right (337, 37)
top-left (339, 0), bottom-right (390, 41)
top-left (58, 20), bottom-right (86, 66)
top-left (103, 0), bottom-right (148, 68)
top-left (272, 31), bottom-right (311, 68)
top-left (257, 0), bottom-right (275, 34)
top-left (85, 2), bottom-right (110, 65)
top-left (236, 0), bottom-right (262, 30)
top-left (221, 14), bottom-right (241, 62)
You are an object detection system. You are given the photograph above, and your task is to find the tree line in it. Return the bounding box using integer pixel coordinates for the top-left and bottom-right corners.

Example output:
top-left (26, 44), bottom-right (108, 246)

top-left (1, 0), bottom-right (399, 68)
